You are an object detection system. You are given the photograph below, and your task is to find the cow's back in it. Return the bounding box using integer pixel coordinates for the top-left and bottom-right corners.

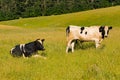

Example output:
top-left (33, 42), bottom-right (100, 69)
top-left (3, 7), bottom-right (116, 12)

top-left (80, 27), bottom-right (101, 41)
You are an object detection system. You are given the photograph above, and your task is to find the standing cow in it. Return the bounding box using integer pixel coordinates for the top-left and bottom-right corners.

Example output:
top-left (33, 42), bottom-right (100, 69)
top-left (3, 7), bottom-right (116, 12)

top-left (10, 39), bottom-right (45, 57)
top-left (66, 25), bottom-right (112, 53)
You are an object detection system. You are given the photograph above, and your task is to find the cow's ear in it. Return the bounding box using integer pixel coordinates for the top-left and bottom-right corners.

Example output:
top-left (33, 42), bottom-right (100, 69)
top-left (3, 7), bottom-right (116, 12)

top-left (41, 39), bottom-right (45, 42)
top-left (36, 39), bottom-right (40, 41)
top-left (109, 26), bottom-right (112, 30)
top-left (99, 26), bottom-right (104, 32)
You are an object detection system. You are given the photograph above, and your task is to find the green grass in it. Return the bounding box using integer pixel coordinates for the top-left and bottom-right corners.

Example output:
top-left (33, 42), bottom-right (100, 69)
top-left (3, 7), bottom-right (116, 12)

top-left (0, 6), bottom-right (120, 80)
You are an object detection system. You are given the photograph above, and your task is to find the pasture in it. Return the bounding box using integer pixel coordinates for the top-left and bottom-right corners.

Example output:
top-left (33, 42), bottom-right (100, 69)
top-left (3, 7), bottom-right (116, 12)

top-left (0, 6), bottom-right (120, 80)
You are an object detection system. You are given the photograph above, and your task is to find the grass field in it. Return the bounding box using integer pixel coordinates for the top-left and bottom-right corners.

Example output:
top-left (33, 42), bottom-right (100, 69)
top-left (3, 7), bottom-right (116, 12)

top-left (0, 6), bottom-right (120, 80)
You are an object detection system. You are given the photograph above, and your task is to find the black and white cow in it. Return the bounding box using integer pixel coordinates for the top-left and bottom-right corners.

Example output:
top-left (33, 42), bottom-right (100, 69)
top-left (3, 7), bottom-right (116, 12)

top-left (10, 39), bottom-right (45, 57)
top-left (66, 25), bottom-right (112, 53)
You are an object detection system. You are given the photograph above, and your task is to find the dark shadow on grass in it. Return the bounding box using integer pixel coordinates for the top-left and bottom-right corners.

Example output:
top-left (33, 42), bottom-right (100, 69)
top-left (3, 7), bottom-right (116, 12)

top-left (74, 40), bottom-right (95, 50)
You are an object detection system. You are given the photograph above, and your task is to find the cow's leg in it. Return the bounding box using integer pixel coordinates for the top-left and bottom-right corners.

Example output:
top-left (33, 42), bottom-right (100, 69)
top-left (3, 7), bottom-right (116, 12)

top-left (22, 53), bottom-right (26, 58)
top-left (33, 54), bottom-right (40, 57)
top-left (33, 54), bottom-right (47, 59)
top-left (32, 52), bottom-right (38, 57)
top-left (66, 40), bottom-right (72, 53)
top-left (95, 39), bottom-right (100, 48)
top-left (22, 53), bottom-right (29, 59)
top-left (71, 41), bottom-right (75, 53)
top-left (96, 43), bottom-right (100, 48)
top-left (95, 39), bottom-right (104, 48)
top-left (99, 39), bottom-right (103, 43)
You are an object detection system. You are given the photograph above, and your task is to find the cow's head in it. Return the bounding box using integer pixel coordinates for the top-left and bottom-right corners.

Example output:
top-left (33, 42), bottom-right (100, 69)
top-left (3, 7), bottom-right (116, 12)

top-left (104, 26), bottom-right (112, 37)
top-left (99, 26), bottom-right (112, 38)
top-left (35, 39), bottom-right (45, 51)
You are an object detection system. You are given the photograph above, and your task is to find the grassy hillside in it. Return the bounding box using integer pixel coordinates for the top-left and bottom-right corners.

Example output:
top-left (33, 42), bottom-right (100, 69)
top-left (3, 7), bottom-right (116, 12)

top-left (0, 6), bottom-right (120, 80)
top-left (0, 6), bottom-right (120, 28)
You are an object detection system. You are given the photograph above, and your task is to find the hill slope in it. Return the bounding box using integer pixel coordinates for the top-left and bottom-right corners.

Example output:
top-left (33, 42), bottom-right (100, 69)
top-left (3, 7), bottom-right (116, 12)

top-left (0, 6), bottom-right (120, 28)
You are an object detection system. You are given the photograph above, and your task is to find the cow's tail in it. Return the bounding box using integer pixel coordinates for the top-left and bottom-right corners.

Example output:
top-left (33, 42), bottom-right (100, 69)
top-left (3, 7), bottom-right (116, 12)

top-left (66, 26), bottom-right (70, 37)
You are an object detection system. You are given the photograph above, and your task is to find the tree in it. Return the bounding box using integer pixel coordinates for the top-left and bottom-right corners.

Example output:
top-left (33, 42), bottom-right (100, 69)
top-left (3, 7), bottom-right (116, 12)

top-left (0, 0), bottom-right (119, 21)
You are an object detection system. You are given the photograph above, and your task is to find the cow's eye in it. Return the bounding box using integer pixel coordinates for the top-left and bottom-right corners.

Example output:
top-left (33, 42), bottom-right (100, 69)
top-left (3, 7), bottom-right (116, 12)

top-left (107, 30), bottom-right (109, 34)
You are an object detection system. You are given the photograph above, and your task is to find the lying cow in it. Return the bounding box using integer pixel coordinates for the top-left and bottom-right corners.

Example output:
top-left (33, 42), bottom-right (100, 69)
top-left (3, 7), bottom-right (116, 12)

top-left (10, 39), bottom-right (45, 57)
top-left (66, 25), bottom-right (112, 53)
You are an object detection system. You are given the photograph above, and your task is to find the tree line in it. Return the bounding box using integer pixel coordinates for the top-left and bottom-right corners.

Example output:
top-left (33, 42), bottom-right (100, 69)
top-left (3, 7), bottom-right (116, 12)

top-left (0, 0), bottom-right (120, 21)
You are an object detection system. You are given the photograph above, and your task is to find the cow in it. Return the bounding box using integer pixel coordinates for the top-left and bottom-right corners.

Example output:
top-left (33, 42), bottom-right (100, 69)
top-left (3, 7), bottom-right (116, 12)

top-left (10, 39), bottom-right (45, 58)
top-left (66, 25), bottom-right (112, 53)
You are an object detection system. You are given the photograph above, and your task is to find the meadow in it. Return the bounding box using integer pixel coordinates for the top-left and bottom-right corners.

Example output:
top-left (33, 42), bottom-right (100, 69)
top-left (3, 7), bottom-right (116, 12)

top-left (0, 6), bottom-right (120, 80)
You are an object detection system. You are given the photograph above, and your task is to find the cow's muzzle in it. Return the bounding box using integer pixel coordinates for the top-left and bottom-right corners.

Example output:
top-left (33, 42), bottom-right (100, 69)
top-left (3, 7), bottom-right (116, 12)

top-left (42, 48), bottom-right (45, 51)
top-left (105, 36), bottom-right (108, 38)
